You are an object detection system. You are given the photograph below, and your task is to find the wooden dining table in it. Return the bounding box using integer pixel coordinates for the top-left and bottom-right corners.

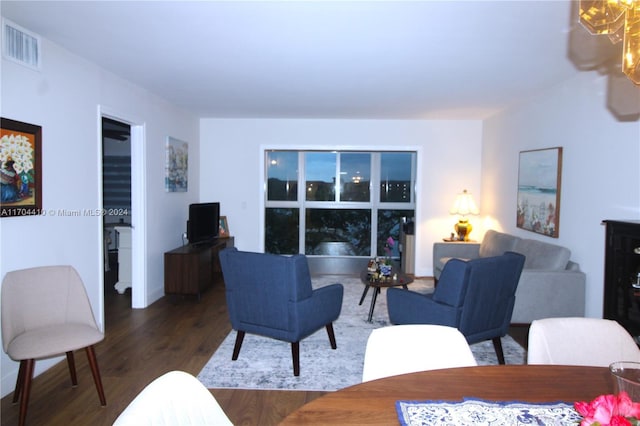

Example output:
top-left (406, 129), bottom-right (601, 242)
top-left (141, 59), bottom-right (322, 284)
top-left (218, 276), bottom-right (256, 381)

top-left (280, 365), bottom-right (614, 425)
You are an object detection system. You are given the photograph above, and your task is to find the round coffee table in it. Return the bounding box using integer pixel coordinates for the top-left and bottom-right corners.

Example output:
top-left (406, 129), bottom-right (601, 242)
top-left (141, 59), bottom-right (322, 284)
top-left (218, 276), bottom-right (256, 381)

top-left (359, 268), bottom-right (413, 322)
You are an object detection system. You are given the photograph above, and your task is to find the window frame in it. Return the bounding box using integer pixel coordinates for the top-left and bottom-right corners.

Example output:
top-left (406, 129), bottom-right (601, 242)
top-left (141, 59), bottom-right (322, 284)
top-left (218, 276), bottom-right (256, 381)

top-left (262, 148), bottom-right (418, 258)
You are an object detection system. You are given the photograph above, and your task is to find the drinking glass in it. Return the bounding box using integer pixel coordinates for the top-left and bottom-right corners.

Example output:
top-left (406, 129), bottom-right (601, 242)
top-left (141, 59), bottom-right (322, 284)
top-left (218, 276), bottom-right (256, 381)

top-left (610, 361), bottom-right (640, 400)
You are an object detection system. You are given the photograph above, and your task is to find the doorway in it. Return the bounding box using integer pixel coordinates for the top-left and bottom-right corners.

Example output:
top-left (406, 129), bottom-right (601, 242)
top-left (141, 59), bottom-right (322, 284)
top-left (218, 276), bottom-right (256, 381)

top-left (102, 117), bottom-right (132, 311)
top-left (99, 108), bottom-right (147, 319)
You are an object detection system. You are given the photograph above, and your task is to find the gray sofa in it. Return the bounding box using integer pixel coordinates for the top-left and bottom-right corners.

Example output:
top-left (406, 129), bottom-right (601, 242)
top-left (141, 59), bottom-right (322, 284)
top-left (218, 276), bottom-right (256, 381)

top-left (433, 230), bottom-right (586, 324)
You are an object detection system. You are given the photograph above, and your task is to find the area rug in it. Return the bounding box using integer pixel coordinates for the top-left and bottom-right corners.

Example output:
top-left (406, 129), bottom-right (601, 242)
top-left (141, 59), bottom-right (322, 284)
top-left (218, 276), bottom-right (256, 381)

top-left (197, 276), bottom-right (526, 391)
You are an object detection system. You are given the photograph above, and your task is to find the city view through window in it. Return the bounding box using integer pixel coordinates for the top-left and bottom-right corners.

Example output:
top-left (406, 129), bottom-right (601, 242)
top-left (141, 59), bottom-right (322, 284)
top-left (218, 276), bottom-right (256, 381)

top-left (265, 150), bottom-right (416, 258)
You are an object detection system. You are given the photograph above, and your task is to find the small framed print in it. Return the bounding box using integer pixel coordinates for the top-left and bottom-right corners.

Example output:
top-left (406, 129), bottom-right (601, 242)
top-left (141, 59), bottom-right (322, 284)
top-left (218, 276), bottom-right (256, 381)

top-left (219, 216), bottom-right (230, 238)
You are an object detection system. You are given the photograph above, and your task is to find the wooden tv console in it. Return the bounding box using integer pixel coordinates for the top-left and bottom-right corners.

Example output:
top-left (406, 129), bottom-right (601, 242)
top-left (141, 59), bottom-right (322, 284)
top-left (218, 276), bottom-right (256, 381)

top-left (164, 237), bottom-right (234, 299)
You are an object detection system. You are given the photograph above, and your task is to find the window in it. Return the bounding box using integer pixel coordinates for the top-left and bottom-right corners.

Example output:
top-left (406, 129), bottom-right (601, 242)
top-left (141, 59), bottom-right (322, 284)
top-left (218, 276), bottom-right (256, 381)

top-left (380, 152), bottom-right (413, 203)
top-left (305, 152), bottom-right (336, 201)
top-left (340, 153), bottom-right (370, 202)
top-left (265, 208), bottom-right (299, 254)
top-left (305, 208), bottom-right (371, 256)
top-left (266, 151), bottom-right (298, 201)
top-left (265, 150), bottom-right (416, 257)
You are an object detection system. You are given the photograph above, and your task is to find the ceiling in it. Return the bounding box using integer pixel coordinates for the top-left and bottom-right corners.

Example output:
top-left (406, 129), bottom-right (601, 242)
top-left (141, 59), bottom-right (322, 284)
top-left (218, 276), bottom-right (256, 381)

top-left (1, 1), bottom-right (602, 120)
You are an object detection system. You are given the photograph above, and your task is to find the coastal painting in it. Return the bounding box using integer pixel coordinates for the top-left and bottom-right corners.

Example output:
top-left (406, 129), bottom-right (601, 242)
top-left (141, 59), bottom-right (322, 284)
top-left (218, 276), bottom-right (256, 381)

top-left (517, 147), bottom-right (562, 238)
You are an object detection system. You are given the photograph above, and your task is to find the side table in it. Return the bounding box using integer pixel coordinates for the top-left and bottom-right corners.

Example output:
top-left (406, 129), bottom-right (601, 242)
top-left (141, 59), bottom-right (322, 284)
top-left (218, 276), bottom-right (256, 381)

top-left (359, 269), bottom-right (413, 323)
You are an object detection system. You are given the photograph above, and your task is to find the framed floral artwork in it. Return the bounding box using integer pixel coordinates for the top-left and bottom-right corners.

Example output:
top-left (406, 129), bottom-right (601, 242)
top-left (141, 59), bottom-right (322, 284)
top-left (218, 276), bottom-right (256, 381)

top-left (0, 118), bottom-right (42, 217)
top-left (165, 136), bottom-right (188, 192)
top-left (516, 147), bottom-right (562, 238)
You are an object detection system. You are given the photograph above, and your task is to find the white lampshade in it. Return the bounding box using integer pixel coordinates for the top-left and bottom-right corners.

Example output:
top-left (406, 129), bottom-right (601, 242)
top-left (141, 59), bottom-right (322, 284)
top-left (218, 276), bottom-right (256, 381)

top-left (449, 189), bottom-right (479, 216)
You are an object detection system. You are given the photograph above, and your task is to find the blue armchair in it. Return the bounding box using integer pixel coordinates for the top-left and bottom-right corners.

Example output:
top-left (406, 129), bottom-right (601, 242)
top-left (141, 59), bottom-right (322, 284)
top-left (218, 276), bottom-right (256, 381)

top-left (218, 248), bottom-right (344, 376)
top-left (387, 251), bottom-right (525, 364)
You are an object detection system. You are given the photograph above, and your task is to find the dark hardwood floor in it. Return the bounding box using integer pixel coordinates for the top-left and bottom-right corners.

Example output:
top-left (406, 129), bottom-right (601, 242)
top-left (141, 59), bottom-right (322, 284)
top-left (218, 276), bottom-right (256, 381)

top-left (1, 264), bottom-right (529, 426)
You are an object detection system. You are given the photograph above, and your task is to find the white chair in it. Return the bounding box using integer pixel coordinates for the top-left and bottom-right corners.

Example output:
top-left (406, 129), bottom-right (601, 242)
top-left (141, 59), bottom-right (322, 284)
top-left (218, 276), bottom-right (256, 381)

top-left (362, 324), bottom-right (477, 382)
top-left (1, 265), bottom-right (106, 426)
top-left (113, 371), bottom-right (233, 425)
top-left (528, 317), bottom-right (640, 367)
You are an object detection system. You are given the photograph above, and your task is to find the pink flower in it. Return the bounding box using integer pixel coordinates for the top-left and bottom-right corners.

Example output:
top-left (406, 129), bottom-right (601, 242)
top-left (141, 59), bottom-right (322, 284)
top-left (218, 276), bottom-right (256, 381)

top-left (617, 392), bottom-right (640, 419)
top-left (575, 392), bottom-right (640, 426)
top-left (384, 237), bottom-right (395, 257)
top-left (610, 416), bottom-right (633, 426)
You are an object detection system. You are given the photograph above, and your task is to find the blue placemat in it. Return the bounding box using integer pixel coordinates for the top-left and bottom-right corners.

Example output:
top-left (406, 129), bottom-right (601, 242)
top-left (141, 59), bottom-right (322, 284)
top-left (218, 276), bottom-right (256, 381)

top-left (396, 398), bottom-right (582, 426)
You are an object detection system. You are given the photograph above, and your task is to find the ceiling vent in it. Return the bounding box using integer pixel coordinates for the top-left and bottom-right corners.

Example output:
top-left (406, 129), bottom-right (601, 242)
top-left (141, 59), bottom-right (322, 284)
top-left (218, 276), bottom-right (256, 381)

top-left (2, 18), bottom-right (41, 70)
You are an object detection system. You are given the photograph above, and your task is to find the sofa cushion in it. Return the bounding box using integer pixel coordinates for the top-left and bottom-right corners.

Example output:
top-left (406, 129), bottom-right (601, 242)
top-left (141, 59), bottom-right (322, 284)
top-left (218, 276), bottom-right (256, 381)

top-left (478, 230), bottom-right (519, 258)
top-left (514, 238), bottom-right (571, 270)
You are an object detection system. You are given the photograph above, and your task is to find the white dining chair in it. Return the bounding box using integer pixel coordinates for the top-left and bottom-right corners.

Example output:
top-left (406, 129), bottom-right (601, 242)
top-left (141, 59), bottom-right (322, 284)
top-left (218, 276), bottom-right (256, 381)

top-left (362, 324), bottom-right (477, 382)
top-left (113, 371), bottom-right (233, 425)
top-left (527, 317), bottom-right (640, 367)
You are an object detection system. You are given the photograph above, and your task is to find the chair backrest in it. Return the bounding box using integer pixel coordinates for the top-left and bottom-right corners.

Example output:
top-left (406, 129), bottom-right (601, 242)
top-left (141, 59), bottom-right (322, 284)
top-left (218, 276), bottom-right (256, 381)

top-left (433, 252), bottom-right (525, 343)
top-left (362, 324), bottom-right (477, 382)
top-left (431, 258), bottom-right (472, 309)
top-left (113, 371), bottom-right (233, 425)
top-left (1, 265), bottom-right (98, 353)
top-left (461, 252), bottom-right (525, 341)
top-left (528, 317), bottom-right (640, 367)
top-left (218, 248), bottom-right (313, 332)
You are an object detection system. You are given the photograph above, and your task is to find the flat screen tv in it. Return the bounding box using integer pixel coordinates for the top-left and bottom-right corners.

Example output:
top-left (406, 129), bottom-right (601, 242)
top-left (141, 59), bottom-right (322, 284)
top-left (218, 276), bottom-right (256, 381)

top-left (187, 202), bottom-right (220, 245)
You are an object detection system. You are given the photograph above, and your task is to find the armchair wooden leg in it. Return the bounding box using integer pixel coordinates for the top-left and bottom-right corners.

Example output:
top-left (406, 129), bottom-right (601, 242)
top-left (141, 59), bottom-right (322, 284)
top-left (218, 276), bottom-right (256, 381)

top-left (291, 342), bottom-right (300, 376)
top-left (85, 346), bottom-right (107, 406)
top-left (232, 330), bottom-right (245, 360)
top-left (66, 351), bottom-right (78, 387)
top-left (326, 323), bottom-right (337, 349)
top-left (492, 337), bottom-right (506, 365)
top-left (12, 360), bottom-right (26, 404)
top-left (18, 358), bottom-right (35, 426)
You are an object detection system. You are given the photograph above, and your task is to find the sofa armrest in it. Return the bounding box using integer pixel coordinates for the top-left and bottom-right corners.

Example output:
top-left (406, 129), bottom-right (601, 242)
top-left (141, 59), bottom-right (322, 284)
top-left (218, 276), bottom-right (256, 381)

top-left (432, 242), bottom-right (481, 278)
top-left (511, 269), bottom-right (586, 324)
top-left (433, 242), bottom-right (482, 259)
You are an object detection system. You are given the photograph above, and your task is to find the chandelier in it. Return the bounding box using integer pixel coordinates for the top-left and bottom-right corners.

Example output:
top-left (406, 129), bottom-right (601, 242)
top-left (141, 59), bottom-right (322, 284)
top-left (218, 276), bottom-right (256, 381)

top-left (579, 0), bottom-right (640, 85)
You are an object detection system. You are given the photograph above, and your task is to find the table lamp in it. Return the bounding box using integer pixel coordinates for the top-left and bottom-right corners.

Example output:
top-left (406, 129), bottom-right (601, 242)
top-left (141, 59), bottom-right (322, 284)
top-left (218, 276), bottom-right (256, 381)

top-left (449, 189), bottom-right (479, 241)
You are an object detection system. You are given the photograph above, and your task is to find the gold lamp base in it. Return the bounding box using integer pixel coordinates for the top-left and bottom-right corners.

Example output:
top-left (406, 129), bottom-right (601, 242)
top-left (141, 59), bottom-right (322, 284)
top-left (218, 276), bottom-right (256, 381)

top-left (454, 219), bottom-right (473, 241)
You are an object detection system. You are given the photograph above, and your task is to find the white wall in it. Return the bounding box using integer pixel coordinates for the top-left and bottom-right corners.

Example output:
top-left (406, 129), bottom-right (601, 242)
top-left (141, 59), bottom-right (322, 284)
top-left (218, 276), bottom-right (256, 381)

top-left (199, 118), bottom-right (483, 277)
top-left (482, 71), bottom-right (640, 318)
top-left (1, 35), bottom-right (200, 397)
